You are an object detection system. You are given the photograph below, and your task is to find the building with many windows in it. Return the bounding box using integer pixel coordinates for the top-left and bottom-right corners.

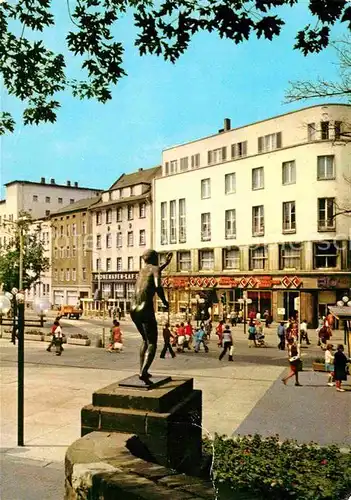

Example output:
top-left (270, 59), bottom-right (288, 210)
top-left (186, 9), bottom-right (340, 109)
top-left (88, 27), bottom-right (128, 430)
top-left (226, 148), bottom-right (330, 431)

top-left (90, 166), bottom-right (161, 315)
top-left (50, 197), bottom-right (99, 306)
top-left (153, 104), bottom-right (351, 326)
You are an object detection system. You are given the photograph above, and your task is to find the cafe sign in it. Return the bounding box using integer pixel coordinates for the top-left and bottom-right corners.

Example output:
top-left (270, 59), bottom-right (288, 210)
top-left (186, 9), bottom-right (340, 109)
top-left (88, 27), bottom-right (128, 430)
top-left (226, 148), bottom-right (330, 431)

top-left (92, 272), bottom-right (137, 282)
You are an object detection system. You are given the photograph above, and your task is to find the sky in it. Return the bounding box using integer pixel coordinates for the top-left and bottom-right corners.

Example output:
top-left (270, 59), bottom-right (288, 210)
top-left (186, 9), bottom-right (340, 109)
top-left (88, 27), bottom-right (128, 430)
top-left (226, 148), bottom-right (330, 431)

top-left (1, 2), bottom-right (349, 195)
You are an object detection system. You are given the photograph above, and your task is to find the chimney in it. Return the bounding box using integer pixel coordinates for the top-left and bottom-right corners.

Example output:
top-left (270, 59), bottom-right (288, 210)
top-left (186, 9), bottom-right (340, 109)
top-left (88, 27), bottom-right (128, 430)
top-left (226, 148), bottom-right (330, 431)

top-left (138, 168), bottom-right (143, 172)
top-left (224, 118), bottom-right (231, 131)
top-left (74, 181), bottom-right (78, 187)
top-left (50, 178), bottom-right (55, 184)
top-left (67, 180), bottom-right (71, 187)
top-left (40, 177), bottom-right (45, 184)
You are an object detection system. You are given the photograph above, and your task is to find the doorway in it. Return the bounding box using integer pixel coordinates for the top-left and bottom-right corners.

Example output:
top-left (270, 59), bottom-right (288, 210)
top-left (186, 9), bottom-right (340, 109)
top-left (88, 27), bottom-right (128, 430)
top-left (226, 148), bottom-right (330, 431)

top-left (283, 291), bottom-right (299, 320)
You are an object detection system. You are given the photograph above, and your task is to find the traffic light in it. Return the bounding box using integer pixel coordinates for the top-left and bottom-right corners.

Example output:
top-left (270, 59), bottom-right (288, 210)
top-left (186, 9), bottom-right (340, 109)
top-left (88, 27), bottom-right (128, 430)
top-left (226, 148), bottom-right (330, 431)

top-left (220, 293), bottom-right (226, 305)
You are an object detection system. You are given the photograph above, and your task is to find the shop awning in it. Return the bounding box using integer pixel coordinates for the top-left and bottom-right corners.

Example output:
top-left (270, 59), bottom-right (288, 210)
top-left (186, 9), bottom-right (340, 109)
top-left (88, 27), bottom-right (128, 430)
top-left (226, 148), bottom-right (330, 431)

top-left (328, 306), bottom-right (351, 320)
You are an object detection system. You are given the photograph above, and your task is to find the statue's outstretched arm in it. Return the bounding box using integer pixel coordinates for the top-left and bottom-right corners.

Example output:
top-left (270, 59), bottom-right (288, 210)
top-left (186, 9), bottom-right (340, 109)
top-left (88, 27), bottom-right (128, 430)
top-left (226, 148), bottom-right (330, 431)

top-left (153, 268), bottom-right (169, 309)
top-left (159, 252), bottom-right (173, 272)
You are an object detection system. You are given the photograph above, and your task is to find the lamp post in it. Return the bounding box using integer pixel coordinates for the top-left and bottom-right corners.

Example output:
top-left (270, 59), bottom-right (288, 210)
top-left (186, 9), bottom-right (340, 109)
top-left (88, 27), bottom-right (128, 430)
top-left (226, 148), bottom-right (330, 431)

top-left (238, 295), bottom-right (252, 335)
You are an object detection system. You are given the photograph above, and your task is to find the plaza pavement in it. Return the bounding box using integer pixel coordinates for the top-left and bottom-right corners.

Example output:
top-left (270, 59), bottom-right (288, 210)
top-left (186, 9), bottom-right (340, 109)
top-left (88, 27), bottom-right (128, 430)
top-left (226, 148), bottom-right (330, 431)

top-left (0, 322), bottom-right (350, 498)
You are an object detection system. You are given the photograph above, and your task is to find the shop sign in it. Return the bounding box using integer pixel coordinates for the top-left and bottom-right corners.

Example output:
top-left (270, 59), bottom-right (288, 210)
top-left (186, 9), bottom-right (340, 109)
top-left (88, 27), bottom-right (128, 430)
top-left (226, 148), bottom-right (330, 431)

top-left (218, 276), bottom-right (237, 288)
top-left (92, 272), bottom-right (137, 282)
top-left (172, 277), bottom-right (190, 288)
top-left (318, 277), bottom-right (339, 289)
top-left (277, 307), bottom-right (285, 315)
top-left (281, 276), bottom-right (302, 288)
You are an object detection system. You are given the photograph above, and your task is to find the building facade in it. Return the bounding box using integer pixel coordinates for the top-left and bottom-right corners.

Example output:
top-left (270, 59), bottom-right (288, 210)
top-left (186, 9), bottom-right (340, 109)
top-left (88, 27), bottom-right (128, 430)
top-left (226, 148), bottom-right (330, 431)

top-left (90, 166), bottom-right (161, 316)
top-left (50, 198), bottom-right (99, 306)
top-left (153, 104), bottom-right (351, 326)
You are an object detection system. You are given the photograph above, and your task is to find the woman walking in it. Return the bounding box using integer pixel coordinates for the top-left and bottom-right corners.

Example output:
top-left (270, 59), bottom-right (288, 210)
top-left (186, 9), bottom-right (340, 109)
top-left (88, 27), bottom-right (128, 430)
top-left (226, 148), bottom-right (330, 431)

top-left (248, 320), bottom-right (257, 347)
top-left (108, 320), bottom-right (123, 352)
top-left (282, 338), bottom-right (302, 386)
top-left (334, 344), bottom-right (348, 392)
top-left (324, 344), bottom-right (335, 386)
top-left (219, 325), bottom-right (233, 361)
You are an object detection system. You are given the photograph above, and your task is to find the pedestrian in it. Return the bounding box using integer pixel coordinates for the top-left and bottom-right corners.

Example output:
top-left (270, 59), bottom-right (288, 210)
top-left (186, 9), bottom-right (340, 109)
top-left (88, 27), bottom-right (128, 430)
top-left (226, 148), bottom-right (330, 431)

top-left (316, 315), bottom-right (324, 345)
top-left (216, 320), bottom-right (224, 347)
top-left (299, 319), bottom-right (311, 345)
top-left (184, 321), bottom-right (193, 350)
top-left (333, 344), bottom-right (348, 392)
top-left (324, 344), bottom-right (335, 386)
top-left (230, 310), bottom-right (238, 327)
top-left (47, 319), bottom-right (64, 354)
top-left (238, 310), bottom-right (243, 323)
top-left (248, 320), bottom-right (257, 347)
top-left (282, 338), bottom-right (302, 386)
top-left (263, 310), bottom-right (270, 328)
top-left (160, 323), bottom-right (176, 359)
top-left (277, 321), bottom-right (286, 350)
top-left (205, 320), bottom-right (212, 340)
top-left (108, 320), bottom-right (123, 352)
top-left (219, 325), bottom-right (233, 361)
top-left (319, 324), bottom-right (332, 350)
top-left (176, 323), bottom-right (185, 353)
top-left (194, 326), bottom-right (209, 353)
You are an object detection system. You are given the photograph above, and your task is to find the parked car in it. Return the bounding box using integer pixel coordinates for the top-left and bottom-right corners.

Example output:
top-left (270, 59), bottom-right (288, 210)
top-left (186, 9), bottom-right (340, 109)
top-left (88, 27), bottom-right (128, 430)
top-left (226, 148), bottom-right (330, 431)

top-left (59, 305), bottom-right (82, 320)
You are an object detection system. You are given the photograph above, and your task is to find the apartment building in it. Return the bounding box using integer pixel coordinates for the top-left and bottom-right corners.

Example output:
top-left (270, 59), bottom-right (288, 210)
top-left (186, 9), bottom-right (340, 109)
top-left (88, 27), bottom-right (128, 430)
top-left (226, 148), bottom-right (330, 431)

top-left (90, 166), bottom-right (161, 316)
top-left (153, 103), bottom-right (351, 326)
top-left (51, 197), bottom-right (99, 306)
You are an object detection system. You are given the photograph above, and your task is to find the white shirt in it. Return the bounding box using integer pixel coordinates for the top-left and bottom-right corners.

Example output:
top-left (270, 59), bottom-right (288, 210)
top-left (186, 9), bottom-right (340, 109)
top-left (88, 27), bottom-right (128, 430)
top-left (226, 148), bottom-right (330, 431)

top-left (325, 350), bottom-right (334, 364)
top-left (300, 321), bottom-right (307, 332)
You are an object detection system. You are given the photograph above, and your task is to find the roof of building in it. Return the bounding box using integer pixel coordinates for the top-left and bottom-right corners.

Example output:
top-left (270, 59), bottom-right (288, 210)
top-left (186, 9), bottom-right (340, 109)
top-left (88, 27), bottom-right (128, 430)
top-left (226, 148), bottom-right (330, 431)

top-left (90, 193), bottom-right (150, 210)
top-left (109, 166), bottom-right (161, 190)
top-left (50, 196), bottom-right (101, 216)
top-left (4, 179), bottom-right (103, 191)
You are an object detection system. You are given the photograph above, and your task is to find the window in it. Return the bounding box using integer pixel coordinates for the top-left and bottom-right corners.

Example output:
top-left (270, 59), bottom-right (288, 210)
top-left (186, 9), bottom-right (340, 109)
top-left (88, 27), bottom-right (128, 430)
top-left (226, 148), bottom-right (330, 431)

top-left (127, 231), bottom-right (133, 246)
top-left (223, 248), bottom-right (240, 269)
top-left (165, 162), bottom-right (169, 175)
top-left (70, 199), bottom-right (75, 204)
top-left (314, 241), bottom-right (338, 268)
top-left (282, 201), bottom-right (296, 233)
top-left (117, 257), bottom-right (122, 271)
top-left (170, 160), bottom-right (178, 174)
top-left (250, 246), bottom-right (267, 270)
top-left (318, 198), bottom-right (335, 231)
top-left (225, 209), bottom-right (236, 239)
top-left (33, 195), bottom-right (38, 202)
top-left (96, 234), bottom-right (101, 249)
top-left (45, 210), bottom-right (50, 216)
top-left (177, 251), bottom-right (191, 271)
top-left (307, 123), bottom-right (316, 141)
top-left (45, 196), bottom-right (50, 203)
top-left (106, 233), bottom-right (112, 248)
top-left (225, 173), bottom-right (236, 194)
top-left (126, 283), bottom-right (135, 299)
top-left (72, 268), bottom-right (76, 281)
top-left (139, 256), bottom-right (144, 269)
top-left (72, 223), bottom-right (77, 236)
top-left (72, 245), bottom-right (76, 257)
top-left (279, 244), bottom-right (301, 270)
top-left (199, 250), bottom-right (214, 270)
top-left (191, 153), bottom-right (200, 169)
top-left (201, 213), bottom-right (211, 241)
top-left (106, 209), bottom-right (112, 224)
top-left (321, 121), bottom-right (329, 140)
top-left (169, 200), bottom-right (177, 243)
top-left (96, 258), bottom-right (101, 271)
top-left (82, 267), bottom-right (87, 281)
top-left (60, 269), bottom-right (64, 281)
top-left (231, 141), bottom-right (247, 159)
top-left (317, 155), bottom-right (335, 180)
top-left (58, 197), bottom-right (63, 204)
top-left (282, 160), bottom-right (296, 185)
top-left (139, 203), bottom-right (146, 218)
top-left (82, 222), bottom-right (86, 234)
top-left (127, 205), bottom-right (134, 220)
top-left (117, 207), bottom-right (122, 222)
top-left (104, 258), bottom-right (111, 271)
top-left (54, 269), bottom-right (58, 280)
top-left (179, 198), bottom-right (186, 243)
top-left (258, 132), bottom-right (282, 152)
top-left (66, 225), bottom-right (71, 237)
top-left (161, 202), bottom-right (168, 244)
top-left (334, 121), bottom-right (342, 140)
top-left (60, 225), bottom-right (64, 236)
top-left (116, 232), bottom-right (122, 247)
top-left (252, 205), bottom-right (264, 236)
top-left (139, 229), bottom-right (146, 246)
top-left (66, 269), bottom-right (70, 281)
top-left (252, 167), bottom-right (264, 190)
top-left (201, 178), bottom-right (211, 199)
top-left (128, 257), bottom-right (134, 271)
top-left (96, 212), bottom-right (102, 225)
top-left (66, 247), bottom-right (70, 258)
top-left (180, 157), bottom-right (189, 171)
top-left (208, 147), bottom-right (227, 165)
top-left (130, 186), bottom-right (135, 196)
top-left (115, 283), bottom-right (124, 298)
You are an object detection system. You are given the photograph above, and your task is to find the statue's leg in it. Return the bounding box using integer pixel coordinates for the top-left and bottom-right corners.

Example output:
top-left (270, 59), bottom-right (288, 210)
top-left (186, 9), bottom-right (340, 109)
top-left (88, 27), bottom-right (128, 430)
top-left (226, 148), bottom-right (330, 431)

top-left (140, 315), bottom-right (158, 381)
top-left (130, 310), bottom-right (148, 376)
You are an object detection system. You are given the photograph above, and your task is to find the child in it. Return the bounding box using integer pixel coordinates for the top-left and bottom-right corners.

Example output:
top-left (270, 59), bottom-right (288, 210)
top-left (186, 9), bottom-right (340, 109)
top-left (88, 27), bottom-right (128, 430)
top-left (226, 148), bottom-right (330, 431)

top-left (324, 344), bottom-right (334, 386)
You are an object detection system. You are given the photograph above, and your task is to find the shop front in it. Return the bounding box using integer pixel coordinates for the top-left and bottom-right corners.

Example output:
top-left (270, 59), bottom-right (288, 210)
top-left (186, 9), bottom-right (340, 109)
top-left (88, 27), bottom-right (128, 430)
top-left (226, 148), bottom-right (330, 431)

top-left (92, 271), bottom-right (138, 316)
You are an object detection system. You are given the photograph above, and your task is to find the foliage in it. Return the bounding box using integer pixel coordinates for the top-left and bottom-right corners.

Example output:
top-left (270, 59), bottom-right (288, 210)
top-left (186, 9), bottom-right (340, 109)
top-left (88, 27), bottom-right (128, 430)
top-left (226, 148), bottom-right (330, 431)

top-left (286, 35), bottom-right (351, 102)
top-left (70, 333), bottom-right (89, 339)
top-left (313, 357), bottom-right (325, 363)
top-left (1, 0), bottom-right (351, 133)
top-left (0, 213), bottom-right (49, 292)
top-left (203, 434), bottom-right (351, 500)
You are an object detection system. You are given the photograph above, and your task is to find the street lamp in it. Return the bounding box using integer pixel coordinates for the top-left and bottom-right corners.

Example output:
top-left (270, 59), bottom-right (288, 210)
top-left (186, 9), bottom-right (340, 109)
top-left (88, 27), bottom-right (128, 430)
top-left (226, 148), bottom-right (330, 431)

top-left (33, 297), bottom-right (51, 327)
top-left (0, 295), bottom-right (12, 337)
top-left (238, 296), bottom-right (252, 335)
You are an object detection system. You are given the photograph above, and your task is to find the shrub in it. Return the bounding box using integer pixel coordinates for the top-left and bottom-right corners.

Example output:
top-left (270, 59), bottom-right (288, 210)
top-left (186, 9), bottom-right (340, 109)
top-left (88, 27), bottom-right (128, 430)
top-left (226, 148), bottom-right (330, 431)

top-left (313, 357), bottom-right (325, 363)
top-left (203, 434), bottom-right (351, 500)
top-left (25, 329), bottom-right (42, 335)
top-left (70, 333), bottom-right (89, 339)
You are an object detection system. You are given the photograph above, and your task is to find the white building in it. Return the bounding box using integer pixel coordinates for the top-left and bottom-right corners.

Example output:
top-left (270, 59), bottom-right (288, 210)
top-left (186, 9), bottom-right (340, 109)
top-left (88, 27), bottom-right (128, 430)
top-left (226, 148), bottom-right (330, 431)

top-left (90, 166), bottom-right (161, 316)
top-left (153, 103), bottom-right (351, 325)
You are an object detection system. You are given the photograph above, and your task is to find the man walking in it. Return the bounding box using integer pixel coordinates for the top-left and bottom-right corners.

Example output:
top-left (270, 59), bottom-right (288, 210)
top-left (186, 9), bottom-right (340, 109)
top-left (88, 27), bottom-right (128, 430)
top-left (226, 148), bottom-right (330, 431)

top-left (194, 325), bottom-right (209, 353)
top-left (219, 325), bottom-right (234, 361)
top-left (299, 319), bottom-right (311, 345)
top-left (160, 322), bottom-right (176, 359)
top-left (277, 321), bottom-right (286, 350)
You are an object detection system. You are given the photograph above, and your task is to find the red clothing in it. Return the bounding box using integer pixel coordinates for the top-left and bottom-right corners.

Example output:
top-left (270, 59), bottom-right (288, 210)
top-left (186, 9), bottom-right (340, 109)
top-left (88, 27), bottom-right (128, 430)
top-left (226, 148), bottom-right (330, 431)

top-left (112, 326), bottom-right (122, 343)
top-left (177, 326), bottom-right (185, 336)
top-left (185, 324), bottom-right (193, 336)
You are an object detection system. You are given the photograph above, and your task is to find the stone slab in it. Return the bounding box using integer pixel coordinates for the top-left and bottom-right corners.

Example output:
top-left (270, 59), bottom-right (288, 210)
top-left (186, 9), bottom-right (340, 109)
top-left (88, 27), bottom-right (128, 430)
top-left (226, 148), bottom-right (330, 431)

top-left (118, 374), bottom-right (172, 390)
top-left (93, 377), bottom-right (194, 413)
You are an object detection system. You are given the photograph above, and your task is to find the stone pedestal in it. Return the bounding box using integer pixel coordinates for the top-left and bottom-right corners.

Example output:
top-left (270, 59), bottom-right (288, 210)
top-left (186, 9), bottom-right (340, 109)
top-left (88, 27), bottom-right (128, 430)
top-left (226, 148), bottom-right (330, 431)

top-left (81, 376), bottom-right (202, 474)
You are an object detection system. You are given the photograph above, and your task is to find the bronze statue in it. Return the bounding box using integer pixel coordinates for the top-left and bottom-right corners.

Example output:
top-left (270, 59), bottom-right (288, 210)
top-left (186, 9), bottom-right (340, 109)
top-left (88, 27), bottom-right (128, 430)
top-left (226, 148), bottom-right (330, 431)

top-left (130, 250), bottom-right (172, 384)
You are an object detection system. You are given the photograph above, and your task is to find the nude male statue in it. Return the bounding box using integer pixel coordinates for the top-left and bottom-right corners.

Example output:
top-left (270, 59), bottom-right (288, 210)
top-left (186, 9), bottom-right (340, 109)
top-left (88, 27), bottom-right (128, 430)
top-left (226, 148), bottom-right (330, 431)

top-left (130, 250), bottom-right (172, 384)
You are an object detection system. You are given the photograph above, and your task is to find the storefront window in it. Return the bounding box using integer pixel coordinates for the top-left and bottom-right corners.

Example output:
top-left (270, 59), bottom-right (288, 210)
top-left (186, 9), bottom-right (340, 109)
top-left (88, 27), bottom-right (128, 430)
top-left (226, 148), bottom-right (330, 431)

top-left (115, 283), bottom-right (124, 298)
top-left (126, 283), bottom-right (135, 299)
